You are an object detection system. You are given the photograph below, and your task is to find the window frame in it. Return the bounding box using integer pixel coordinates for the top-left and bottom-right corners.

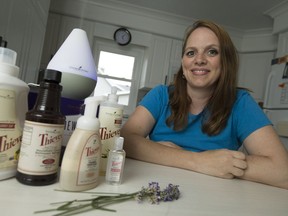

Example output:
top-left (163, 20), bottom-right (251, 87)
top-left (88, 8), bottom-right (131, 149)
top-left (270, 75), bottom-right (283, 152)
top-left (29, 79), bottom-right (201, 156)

top-left (92, 37), bottom-right (145, 115)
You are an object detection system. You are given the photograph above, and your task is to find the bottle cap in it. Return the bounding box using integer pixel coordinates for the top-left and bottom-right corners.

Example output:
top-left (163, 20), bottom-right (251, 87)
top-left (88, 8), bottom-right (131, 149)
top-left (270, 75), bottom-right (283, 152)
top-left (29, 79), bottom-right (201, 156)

top-left (0, 47), bottom-right (19, 77)
top-left (0, 47), bottom-right (17, 65)
top-left (43, 69), bottom-right (62, 83)
top-left (115, 137), bottom-right (124, 150)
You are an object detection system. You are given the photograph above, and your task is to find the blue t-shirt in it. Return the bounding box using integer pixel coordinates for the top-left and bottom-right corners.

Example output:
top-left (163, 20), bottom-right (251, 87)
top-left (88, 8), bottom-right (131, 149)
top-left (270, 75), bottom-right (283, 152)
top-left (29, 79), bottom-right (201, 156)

top-left (139, 85), bottom-right (271, 152)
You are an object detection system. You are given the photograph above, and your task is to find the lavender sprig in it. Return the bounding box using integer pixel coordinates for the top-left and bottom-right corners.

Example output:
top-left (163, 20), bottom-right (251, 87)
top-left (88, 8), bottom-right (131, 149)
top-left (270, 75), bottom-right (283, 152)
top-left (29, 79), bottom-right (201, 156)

top-left (34, 182), bottom-right (180, 215)
top-left (135, 182), bottom-right (180, 204)
top-left (161, 183), bottom-right (180, 201)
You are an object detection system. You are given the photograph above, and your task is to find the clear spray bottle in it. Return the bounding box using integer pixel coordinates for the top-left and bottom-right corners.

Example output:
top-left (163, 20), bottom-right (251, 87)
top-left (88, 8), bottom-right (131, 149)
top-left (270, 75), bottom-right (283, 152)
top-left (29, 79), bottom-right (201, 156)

top-left (105, 136), bottom-right (126, 185)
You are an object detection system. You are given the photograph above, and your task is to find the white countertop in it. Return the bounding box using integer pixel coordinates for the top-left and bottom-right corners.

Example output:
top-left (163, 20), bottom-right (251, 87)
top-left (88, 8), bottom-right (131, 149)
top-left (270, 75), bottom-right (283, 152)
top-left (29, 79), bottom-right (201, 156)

top-left (0, 158), bottom-right (287, 216)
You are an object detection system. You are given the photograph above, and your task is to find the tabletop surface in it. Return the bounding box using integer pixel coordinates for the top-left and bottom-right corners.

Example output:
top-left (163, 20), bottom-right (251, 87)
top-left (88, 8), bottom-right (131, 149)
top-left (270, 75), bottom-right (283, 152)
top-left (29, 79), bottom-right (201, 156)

top-left (0, 158), bottom-right (288, 216)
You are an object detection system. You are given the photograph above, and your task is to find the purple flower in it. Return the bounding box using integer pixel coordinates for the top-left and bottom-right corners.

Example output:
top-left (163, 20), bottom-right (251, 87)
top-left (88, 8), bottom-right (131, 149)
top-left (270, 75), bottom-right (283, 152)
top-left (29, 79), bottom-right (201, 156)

top-left (134, 182), bottom-right (180, 204)
top-left (161, 183), bottom-right (180, 202)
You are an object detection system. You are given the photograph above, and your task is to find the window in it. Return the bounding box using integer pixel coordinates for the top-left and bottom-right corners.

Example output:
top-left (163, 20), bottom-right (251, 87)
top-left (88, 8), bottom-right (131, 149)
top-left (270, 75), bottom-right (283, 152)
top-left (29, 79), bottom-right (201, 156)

top-left (92, 37), bottom-right (145, 115)
top-left (96, 51), bottom-right (134, 106)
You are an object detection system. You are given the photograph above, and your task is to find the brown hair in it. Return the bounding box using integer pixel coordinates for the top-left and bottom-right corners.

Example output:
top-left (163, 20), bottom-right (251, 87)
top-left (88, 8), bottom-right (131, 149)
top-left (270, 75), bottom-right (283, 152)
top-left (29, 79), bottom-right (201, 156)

top-left (166, 20), bottom-right (239, 135)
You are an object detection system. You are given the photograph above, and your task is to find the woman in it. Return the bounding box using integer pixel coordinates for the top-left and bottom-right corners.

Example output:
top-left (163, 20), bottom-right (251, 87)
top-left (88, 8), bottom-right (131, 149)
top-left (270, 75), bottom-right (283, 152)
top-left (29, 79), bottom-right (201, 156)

top-left (120, 20), bottom-right (288, 189)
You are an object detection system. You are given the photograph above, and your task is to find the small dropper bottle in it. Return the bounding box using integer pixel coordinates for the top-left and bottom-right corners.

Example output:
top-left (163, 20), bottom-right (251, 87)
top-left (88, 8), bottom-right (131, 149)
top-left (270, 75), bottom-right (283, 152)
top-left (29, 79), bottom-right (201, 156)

top-left (105, 136), bottom-right (126, 185)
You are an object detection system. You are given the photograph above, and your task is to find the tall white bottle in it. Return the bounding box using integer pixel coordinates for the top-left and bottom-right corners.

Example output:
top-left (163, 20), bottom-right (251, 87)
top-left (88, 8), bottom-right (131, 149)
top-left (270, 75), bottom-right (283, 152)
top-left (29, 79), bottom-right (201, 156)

top-left (0, 47), bottom-right (29, 180)
top-left (98, 87), bottom-right (123, 175)
top-left (59, 96), bottom-right (102, 191)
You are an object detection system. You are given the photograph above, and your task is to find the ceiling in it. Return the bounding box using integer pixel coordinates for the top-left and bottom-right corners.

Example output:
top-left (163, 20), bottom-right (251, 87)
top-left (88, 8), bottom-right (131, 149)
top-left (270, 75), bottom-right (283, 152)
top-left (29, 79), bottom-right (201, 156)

top-left (111, 0), bottom-right (287, 31)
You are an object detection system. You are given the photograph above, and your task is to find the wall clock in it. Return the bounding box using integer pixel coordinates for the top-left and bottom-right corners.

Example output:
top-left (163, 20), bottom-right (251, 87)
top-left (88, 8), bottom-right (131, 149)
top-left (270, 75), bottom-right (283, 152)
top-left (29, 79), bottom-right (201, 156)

top-left (113, 27), bottom-right (132, 46)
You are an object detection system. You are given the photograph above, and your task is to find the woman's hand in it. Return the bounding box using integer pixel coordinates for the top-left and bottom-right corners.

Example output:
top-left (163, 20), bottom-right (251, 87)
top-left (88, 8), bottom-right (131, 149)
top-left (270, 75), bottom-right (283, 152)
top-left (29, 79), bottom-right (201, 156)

top-left (194, 149), bottom-right (247, 179)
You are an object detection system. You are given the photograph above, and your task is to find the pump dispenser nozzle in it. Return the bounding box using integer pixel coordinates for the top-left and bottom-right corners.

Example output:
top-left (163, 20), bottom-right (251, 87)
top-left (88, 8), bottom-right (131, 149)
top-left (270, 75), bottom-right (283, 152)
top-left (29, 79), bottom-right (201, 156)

top-left (77, 97), bottom-right (101, 130)
top-left (83, 97), bottom-right (99, 118)
top-left (107, 86), bottom-right (118, 103)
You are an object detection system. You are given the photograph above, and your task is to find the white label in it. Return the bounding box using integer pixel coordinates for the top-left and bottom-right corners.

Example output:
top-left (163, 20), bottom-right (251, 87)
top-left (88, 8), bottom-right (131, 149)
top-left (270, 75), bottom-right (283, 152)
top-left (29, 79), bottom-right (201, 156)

top-left (99, 106), bottom-right (122, 157)
top-left (99, 106), bottom-right (123, 174)
top-left (106, 153), bottom-right (124, 182)
top-left (17, 121), bottom-right (64, 175)
top-left (76, 134), bottom-right (101, 185)
top-left (0, 89), bottom-right (22, 169)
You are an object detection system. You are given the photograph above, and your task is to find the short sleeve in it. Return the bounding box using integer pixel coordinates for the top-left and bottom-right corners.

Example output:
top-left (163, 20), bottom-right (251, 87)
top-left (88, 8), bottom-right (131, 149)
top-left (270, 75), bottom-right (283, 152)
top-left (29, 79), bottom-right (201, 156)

top-left (138, 85), bottom-right (169, 121)
top-left (233, 90), bottom-right (272, 143)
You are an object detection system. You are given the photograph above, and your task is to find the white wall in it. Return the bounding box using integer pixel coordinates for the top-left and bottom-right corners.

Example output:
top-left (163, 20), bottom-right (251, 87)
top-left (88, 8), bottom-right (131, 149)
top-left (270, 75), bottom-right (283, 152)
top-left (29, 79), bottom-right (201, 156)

top-left (44, 0), bottom-right (286, 103)
top-left (49, 0), bottom-right (277, 51)
top-left (0, 0), bottom-right (50, 83)
top-left (238, 52), bottom-right (274, 102)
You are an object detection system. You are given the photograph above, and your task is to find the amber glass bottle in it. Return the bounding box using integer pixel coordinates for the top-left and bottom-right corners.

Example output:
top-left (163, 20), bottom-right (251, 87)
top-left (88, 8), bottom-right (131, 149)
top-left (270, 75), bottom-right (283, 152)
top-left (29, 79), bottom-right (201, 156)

top-left (16, 69), bottom-right (65, 186)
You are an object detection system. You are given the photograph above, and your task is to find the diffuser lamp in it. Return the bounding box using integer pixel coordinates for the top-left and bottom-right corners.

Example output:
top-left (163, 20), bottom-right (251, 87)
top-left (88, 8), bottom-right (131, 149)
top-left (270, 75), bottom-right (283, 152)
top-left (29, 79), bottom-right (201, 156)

top-left (47, 28), bottom-right (97, 100)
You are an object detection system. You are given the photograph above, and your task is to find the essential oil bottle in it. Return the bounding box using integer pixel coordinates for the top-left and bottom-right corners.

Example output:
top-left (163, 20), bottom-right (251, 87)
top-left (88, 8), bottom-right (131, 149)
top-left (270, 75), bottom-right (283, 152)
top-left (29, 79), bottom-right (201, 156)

top-left (105, 136), bottom-right (126, 185)
top-left (16, 69), bottom-right (65, 186)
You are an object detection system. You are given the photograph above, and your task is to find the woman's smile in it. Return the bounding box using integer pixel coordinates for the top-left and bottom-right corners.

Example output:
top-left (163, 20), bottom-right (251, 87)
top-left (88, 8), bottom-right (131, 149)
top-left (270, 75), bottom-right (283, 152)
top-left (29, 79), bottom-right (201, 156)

top-left (191, 68), bottom-right (210, 75)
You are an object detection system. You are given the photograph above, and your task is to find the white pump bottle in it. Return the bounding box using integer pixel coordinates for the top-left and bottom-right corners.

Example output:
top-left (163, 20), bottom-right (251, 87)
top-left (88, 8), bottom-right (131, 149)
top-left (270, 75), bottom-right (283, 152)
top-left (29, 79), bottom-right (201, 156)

top-left (98, 86), bottom-right (124, 175)
top-left (59, 96), bottom-right (102, 191)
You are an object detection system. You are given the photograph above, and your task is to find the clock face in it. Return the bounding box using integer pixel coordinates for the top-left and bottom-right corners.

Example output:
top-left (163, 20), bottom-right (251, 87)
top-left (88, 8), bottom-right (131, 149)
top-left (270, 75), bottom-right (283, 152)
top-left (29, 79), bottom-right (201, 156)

top-left (114, 28), bottom-right (131, 46)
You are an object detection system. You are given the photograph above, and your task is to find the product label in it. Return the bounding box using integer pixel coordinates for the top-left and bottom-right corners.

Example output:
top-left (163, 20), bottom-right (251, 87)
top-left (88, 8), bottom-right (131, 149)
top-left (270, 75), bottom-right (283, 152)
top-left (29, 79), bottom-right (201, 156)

top-left (77, 134), bottom-right (101, 186)
top-left (99, 107), bottom-right (122, 154)
top-left (98, 106), bottom-right (123, 174)
top-left (0, 89), bottom-right (21, 170)
top-left (17, 121), bottom-right (64, 175)
top-left (106, 153), bottom-right (124, 182)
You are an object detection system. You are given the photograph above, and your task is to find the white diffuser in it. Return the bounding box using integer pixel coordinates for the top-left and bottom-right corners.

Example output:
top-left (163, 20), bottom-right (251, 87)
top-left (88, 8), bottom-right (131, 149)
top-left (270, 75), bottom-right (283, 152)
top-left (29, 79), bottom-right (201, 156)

top-left (47, 28), bottom-right (97, 100)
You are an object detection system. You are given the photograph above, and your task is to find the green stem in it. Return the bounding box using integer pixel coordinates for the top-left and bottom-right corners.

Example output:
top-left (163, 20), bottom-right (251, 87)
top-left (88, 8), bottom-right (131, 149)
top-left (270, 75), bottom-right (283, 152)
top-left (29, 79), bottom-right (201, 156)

top-left (34, 193), bottom-right (138, 215)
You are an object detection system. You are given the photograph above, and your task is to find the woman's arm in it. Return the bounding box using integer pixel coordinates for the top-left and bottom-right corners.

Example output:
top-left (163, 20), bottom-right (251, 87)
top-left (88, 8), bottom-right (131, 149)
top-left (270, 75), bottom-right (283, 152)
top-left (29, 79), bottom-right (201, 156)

top-left (239, 125), bottom-right (288, 189)
top-left (120, 106), bottom-right (184, 165)
top-left (121, 106), bottom-right (247, 179)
